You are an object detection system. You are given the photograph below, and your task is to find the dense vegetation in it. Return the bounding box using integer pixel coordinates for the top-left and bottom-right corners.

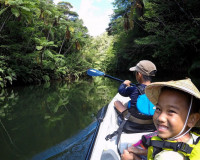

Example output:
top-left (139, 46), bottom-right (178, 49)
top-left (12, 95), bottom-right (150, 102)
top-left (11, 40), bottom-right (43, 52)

top-left (108, 0), bottom-right (200, 75)
top-left (1, 0), bottom-right (200, 88)
top-left (0, 0), bottom-right (91, 88)
top-left (0, 1), bottom-right (200, 158)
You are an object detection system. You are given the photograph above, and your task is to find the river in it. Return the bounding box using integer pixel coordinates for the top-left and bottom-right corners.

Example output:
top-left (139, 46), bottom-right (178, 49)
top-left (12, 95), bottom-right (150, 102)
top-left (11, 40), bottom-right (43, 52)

top-left (0, 76), bottom-right (120, 160)
top-left (0, 74), bottom-right (199, 160)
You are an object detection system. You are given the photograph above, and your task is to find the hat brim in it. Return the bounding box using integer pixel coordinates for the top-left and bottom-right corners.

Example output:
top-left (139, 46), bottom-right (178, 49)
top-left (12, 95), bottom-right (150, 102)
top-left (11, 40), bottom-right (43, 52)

top-left (145, 79), bottom-right (200, 127)
top-left (129, 66), bottom-right (136, 71)
top-left (145, 82), bottom-right (200, 105)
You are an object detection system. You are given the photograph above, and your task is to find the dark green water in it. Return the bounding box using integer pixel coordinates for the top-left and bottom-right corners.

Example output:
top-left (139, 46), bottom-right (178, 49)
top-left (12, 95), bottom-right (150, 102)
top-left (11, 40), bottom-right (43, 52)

top-left (0, 77), bottom-right (119, 160)
top-left (0, 73), bottom-right (199, 160)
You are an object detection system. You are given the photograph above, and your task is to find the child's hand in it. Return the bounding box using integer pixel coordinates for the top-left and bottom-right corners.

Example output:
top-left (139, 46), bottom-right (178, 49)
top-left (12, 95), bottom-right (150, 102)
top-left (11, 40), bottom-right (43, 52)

top-left (121, 150), bottom-right (134, 160)
top-left (121, 149), bottom-right (142, 160)
top-left (128, 146), bottom-right (148, 156)
top-left (123, 80), bottom-right (131, 86)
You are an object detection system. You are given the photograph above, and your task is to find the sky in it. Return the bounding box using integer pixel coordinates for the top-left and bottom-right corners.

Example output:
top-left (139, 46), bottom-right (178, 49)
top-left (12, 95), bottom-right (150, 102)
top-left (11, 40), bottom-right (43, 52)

top-left (53, 0), bottom-right (114, 37)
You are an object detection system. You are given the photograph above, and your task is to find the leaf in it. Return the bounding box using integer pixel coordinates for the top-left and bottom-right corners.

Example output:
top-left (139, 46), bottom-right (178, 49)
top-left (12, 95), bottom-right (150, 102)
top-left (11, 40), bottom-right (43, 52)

top-left (0, 69), bottom-right (4, 73)
top-left (0, 7), bottom-right (8, 16)
top-left (11, 8), bottom-right (20, 17)
top-left (8, 0), bottom-right (23, 5)
top-left (44, 115), bottom-right (51, 119)
top-left (42, 75), bottom-right (50, 82)
top-left (69, 27), bottom-right (75, 33)
top-left (36, 46), bottom-right (43, 50)
top-left (0, 82), bottom-right (4, 88)
top-left (44, 50), bottom-right (54, 59)
top-left (19, 6), bottom-right (30, 12)
top-left (33, 8), bottom-right (41, 18)
top-left (5, 0), bottom-right (9, 5)
top-left (5, 76), bottom-right (12, 83)
top-left (44, 10), bottom-right (52, 16)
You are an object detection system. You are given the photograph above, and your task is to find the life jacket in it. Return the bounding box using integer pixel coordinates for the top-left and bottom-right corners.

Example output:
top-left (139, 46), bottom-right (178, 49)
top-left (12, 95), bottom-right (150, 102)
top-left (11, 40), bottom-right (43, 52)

top-left (127, 84), bottom-right (155, 116)
top-left (136, 84), bottom-right (155, 116)
top-left (142, 132), bottom-right (200, 160)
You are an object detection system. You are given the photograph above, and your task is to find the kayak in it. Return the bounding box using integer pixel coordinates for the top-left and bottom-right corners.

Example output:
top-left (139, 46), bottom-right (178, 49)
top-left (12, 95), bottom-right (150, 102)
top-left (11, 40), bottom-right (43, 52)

top-left (85, 93), bottom-right (153, 160)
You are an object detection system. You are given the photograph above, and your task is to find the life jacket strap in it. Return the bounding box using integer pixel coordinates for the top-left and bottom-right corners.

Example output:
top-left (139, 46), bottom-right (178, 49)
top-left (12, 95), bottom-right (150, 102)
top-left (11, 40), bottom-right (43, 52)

top-left (142, 136), bottom-right (193, 154)
top-left (105, 112), bottom-right (131, 141)
top-left (105, 131), bottom-right (118, 141)
top-left (136, 84), bottom-right (145, 95)
top-left (122, 109), bottom-right (153, 124)
top-left (105, 112), bottom-right (132, 155)
top-left (194, 136), bottom-right (200, 144)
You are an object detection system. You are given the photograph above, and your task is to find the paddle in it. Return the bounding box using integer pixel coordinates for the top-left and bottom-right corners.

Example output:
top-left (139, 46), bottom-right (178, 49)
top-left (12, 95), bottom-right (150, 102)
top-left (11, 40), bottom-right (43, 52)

top-left (87, 68), bottom-right (135, 86)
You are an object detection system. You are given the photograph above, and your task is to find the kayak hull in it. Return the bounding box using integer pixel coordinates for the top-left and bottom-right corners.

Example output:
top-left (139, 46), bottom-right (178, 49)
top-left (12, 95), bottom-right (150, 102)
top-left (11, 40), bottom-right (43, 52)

top-left (89, 93), bottom-right (152, 160)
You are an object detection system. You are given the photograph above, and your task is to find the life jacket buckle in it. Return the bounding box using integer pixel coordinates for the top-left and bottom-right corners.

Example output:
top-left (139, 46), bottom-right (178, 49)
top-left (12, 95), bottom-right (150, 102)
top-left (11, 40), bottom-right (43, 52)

top-left (176, 142), bottom-right (190, 153)
top-left (124, 112), bottom-right (131, 121)
top-left (105, 131), bottom-right (118, 141)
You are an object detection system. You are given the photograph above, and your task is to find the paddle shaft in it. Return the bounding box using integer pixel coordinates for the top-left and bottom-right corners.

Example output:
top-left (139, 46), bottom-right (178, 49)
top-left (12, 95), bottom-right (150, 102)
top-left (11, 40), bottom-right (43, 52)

top-left (104, 74), bottom-right (135, 86)
top-left (87, 69), bottom-right (135, 86)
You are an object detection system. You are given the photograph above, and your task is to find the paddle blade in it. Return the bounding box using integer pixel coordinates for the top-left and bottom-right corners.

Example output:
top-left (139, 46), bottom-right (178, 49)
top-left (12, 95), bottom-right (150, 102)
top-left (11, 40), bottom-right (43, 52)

top-left (87, 69), bottom-right (105, 77)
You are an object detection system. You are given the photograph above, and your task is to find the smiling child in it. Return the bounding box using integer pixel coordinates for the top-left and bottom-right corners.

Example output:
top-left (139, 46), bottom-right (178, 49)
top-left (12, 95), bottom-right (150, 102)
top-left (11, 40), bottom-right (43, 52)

top-left (121, 78), bottom-right (200, 160)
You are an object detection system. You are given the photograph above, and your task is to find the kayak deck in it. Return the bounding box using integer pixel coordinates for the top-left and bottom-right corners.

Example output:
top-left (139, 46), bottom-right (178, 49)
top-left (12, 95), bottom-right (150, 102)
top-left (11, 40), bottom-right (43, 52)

top-left (90, 93), bottom-right (152, 160)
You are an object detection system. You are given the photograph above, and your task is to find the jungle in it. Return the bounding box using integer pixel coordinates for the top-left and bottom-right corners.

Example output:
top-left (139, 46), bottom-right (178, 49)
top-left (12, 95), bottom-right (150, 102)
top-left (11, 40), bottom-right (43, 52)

top-left (0, 0), bottom-right (199, 88)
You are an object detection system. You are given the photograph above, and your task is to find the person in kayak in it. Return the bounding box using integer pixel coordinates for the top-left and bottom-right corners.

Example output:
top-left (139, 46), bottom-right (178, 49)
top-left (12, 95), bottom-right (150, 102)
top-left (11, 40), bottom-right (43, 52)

top-left (105, 60), bottom-right (157, 158)
top-left (121, 78), bottom-right (200, 160)
top-left (114, 60), bottom-right (157, 119)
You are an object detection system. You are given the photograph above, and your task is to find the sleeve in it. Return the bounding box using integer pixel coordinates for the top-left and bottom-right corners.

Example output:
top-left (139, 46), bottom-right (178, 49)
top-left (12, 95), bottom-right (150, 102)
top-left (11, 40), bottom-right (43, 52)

top-left (118, 83), bottom-right (135, 97)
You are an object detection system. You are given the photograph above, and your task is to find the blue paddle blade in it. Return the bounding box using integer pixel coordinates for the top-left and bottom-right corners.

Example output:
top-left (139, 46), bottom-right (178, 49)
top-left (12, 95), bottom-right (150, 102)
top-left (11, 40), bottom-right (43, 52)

top-left (87, 69), bottom-right (105, 76)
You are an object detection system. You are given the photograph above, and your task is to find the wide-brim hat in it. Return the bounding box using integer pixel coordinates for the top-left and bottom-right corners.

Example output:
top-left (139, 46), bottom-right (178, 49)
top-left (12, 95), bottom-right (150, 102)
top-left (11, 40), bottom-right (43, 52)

top-left (145, 78), bottom-right (200, 127)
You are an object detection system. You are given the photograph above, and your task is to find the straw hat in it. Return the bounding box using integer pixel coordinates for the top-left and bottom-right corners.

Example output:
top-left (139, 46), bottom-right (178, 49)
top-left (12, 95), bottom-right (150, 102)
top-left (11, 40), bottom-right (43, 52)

top-left (145, 78), bottom-right (200, 127)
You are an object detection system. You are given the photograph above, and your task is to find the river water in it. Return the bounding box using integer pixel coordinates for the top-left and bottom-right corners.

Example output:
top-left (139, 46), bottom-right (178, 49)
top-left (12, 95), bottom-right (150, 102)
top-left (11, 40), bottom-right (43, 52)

top-left (0, 74), bottom-right (199, 160)
top-left (0, 76), bottom-right (120, 160)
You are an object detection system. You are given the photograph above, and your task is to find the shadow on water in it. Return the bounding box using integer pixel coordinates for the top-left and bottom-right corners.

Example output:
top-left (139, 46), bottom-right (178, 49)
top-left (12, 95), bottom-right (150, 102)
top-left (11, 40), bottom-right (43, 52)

top-left (0, 73), bottom-right (200, 160)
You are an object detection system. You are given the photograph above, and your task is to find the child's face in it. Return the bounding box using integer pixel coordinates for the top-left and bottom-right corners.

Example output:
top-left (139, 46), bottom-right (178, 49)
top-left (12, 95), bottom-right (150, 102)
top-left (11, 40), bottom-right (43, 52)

top-left (153, 89), bottom-right (190, 139)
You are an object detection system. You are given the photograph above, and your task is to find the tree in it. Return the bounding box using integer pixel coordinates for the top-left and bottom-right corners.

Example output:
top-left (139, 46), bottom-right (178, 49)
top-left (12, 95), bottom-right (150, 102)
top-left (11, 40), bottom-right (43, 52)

top-left (107, 0), bottom-right (200, 75)
top-left (0, 0), bottom-right (90, 87)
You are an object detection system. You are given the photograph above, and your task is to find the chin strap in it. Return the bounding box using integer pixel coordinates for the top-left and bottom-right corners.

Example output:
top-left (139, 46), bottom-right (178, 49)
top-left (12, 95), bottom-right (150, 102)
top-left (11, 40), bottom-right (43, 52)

top-left (168, 96), bottom-right (193, 141)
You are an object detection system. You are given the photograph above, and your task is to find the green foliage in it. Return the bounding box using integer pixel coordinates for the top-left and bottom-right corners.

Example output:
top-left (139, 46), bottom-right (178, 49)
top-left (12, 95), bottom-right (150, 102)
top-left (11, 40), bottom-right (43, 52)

top-left (0, 0), bottom-right (90, 87)
top-left (11, 8), bottom-right (20, 17)
top-left (42, 75), bottom-right (50, 82)
top-left (107, 0), bottom-right (200, 76)
top-left (1, 0), bottom-right (200, 87)
top-left (0, 56), bottom-right (16, 88)
top-left (0, 7), bottom-right (8, 15)
top-left (81, 33), bottom-right (115, 72)
top-left (141, 0), bottom-right (200, 72)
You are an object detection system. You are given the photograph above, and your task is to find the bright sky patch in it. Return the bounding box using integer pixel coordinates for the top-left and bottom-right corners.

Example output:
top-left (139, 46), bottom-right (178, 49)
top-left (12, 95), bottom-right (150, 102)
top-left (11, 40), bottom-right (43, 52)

top-left (54, 0), bottom-right (114, 37)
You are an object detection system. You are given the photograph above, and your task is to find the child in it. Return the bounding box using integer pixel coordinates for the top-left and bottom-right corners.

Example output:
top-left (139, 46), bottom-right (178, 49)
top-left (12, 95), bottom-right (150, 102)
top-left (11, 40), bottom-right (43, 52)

top-left (114, 60), bottom-right (157, 117)
top-left (121, 78), bottom-right (200, 160)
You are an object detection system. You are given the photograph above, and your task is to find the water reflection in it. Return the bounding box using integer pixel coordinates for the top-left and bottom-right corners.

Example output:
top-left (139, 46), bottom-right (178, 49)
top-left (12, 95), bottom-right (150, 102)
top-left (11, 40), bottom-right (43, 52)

top-left (32, 122), bottom-right (96, 160)
top-left (0, 73), bottom-right (199, 160)
top-left (0, 78), bottom-right (119, 160)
